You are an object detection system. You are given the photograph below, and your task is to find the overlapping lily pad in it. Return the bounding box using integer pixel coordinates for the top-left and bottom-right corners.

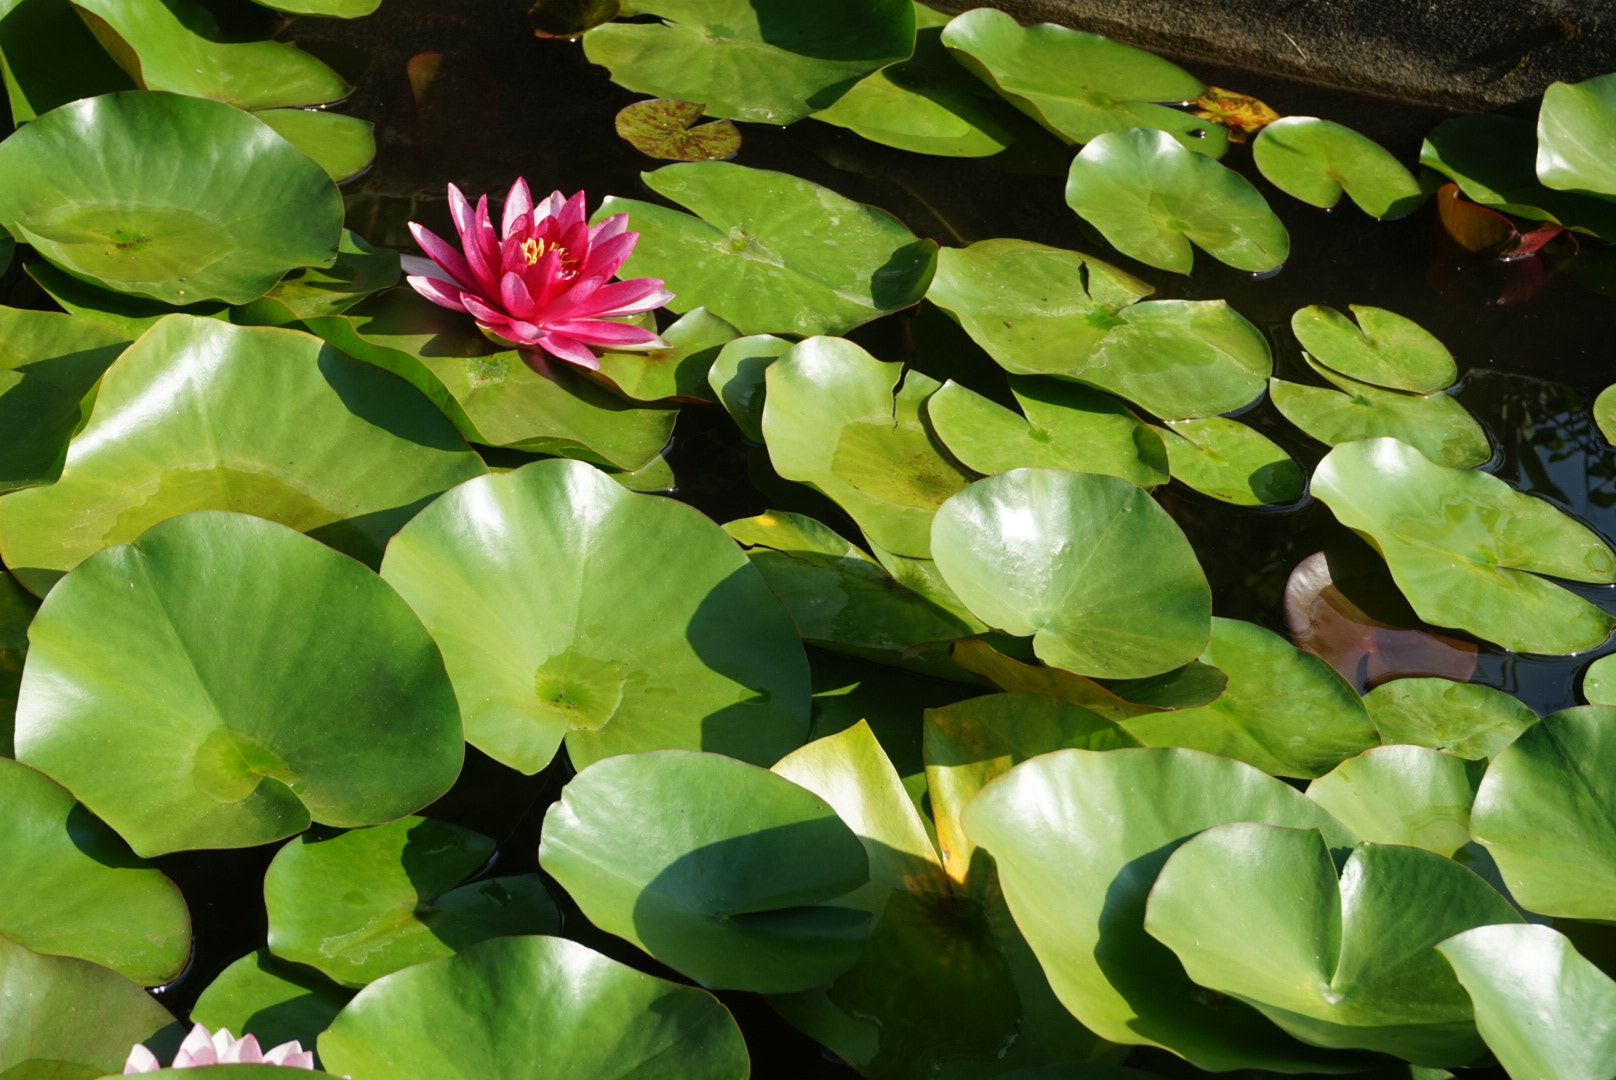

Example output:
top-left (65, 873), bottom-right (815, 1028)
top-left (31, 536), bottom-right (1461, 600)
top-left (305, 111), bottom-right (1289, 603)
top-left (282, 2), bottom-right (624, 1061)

top-left (708, 333), bottom-right (789, 442)
top-left (191, 951), bottom-right (352, 1061)
top-left (1253, 117), bottom-right (1424, 218)
top-left (939, 8), bottom-right (1223, 155)
top-left (962, 748), bottom-right (1357, 1071)
top-left (318, 935), bottom-right (750, 1080)
top-left (0, 92), bottom-right (343, 305)
top-left (762, 337), bottom-right (973, 558)
top-left (931, 468), bottom-right (1211, 679)
top-left (380, 460), bottom-right (809, 773)
top-left (0, 316), bottom-right (485, 594)
top-left (1310, 437), bottom-right (1616, 654)
top-left (598, 162), bottom-right (938, 337)
top-left (592, 306), bottom-right (734, 402)
top-left (265, 817), bottom-right (559, 987)
top-left (1145, 824), bottom-right (1517, 1064)
top-left (1154, 417), bottom-right (1303, 505)
top-left (1291, 305), bottom-right (1457, 393)
top-left (539, 750), bottom-right (871, 992)
top-left (14, 511), bottom-right (465, 856)
top-left (1537, 73), bottom-right (1616, 198)
top-left (25, 263), bottom-right (230, 339)
top-left (0, 0), bottom-right (134, 122)
top-left (239, 231), bottom-right (400, 324)
top-left (582, 0), bottom-right (916, 124)
top-left (925, 239), bottom-right (1271, 419)
top-left (72, 0), bottom-right (350, 108)
top-left (1362, 678), bottom-right (1536, 760)
top-left (1306, 745), bottom-right (1479, 857)
top-left (254, 0), bottom-right (382, 17)
top-left (1065, 128), bottom-right (1289, 273)
top-left (254, 110), bottom-right (378, 183)
top-left (0, 569), bottom-right (34, 756)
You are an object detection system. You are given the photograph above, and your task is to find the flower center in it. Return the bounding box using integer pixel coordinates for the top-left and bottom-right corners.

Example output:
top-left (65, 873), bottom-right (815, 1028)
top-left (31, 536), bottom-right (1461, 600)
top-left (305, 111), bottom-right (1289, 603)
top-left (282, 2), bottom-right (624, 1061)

top-left (520, 236), bottom-right (577, 272)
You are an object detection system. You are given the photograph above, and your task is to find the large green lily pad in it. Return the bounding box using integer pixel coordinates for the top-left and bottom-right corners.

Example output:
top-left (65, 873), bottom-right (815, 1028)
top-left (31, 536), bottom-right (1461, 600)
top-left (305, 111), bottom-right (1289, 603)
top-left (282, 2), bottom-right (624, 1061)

top-left (318, 935), bottom-right (749, 1080)
top-left (1065, 128), bottom-right (1289, 273)
top-left (0, 0), bottom-right (134, 122)
top-left (762, 336), bottom-right (973, 558)
top-left (1306, 745), bottom-right (1478, 857)
top-left (71, 0), bottom-right (349, 109)
top-left (0, 92), bottom-right (342, 305)
top-left (1310, 437), bottom-right (1616, 654)
top-left (0, 757), bottom-right (189, 985)
top-left (925, 377), bottom-right (1168, 489)
top-left (25, 263), bottom-right (230, 340)
top-left (0, 935), bottom-right (181, 1080)
top-left (925, 238), bottom-right (1271, 419)
top-left (305, 288), bottom-right (675, 470)
top-left (1290, 305), bottom-right (1457, 393)
top-left (0, 315), bottom-right (485, 595)
top-left (1120, 617), bottom-right (1377, 778)
top-left (1437, 924), bottom-right (1616, 1080)
top-left (931, 468), bottom-right (1211, 679)
top-left (1470, 706), bottom-right (1616, 921)
top-left (1154, 417), bottom-right (1303, 505)
top-left (1252, 117), bottom-right (1423, 218)
top-left (598, 163), bottom-right (937, 337)
top-left (1145, 823), bottom-right (1517, 1065)
top-left (265, 817), bottom-right (559, 987)
top-left (582, 0), bottom-right (916, 125)
top-left (1362, 678), bottom-right (1536, 760)
top-left (381, 460), bottom-right (808, 773)
top-left (1537, 73), bottom-right (1616, 199)
top-left (939, 7), bottom-right (1222, 155)
top-left (191, 951), bottom-right (351, 1063)
top-left (961, 748), bottom-right (1357, 1071)
top-left (540, 750), bottom-right (871, 992)
top-left (14, 511), bottom-right (464, 856)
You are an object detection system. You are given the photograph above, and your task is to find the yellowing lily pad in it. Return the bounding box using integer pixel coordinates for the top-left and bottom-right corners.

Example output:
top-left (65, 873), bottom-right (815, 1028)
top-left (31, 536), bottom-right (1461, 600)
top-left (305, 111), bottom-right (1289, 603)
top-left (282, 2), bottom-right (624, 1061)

top-left (614, 98), bottom-right (741, 161)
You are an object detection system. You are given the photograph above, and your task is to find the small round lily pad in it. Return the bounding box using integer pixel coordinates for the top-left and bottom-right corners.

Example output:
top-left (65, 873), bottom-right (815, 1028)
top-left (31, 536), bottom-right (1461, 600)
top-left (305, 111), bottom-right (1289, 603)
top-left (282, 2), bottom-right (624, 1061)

top-left (615, 99), bottom-right (741, 161)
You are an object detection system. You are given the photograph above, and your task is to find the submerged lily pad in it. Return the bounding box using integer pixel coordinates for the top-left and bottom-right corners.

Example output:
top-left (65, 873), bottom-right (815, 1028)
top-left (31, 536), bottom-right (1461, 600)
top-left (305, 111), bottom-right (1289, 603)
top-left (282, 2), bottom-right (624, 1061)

top-left (1362, 678), bottom-right (1536, 760)
top-left (1065, 128), bottom-right (1289, 273)
top-left (600, 162), bottom-right (937, 337)
top-left (939, 7), bottom-right (1222, 155)
top-left (1155, 417), bottom-right (1303, 505)
top-left (1310, 437), bottom-right (1616, 654)
top-left (615, 98), bottom-right (741, 161)
top-left (14, 511), bottom-right (465, 857)
top-left (1291, 305), bottom-right (1457, 393)
top-left (254, 109), bottom-right (378, 183)
top-left (1253, 117), bottom-right (1423, 218)
top-left (1537, 73), bottom-right (1616, 199)
top-left (318, 935), bottom-right (749, 1080)
top-left (191, 951), bottom-right (352, 1061)
top-left (762, 337), bottom-right (973, 558)
top-left (0, 315), bottom-right (485, 595)
top-left (582, 0), bottom-right (916, 125)
top-left (925, 239), bottom-right (1271, 419)
top-left (540, 750), bottom-right (871, 992)
top-left (0, 92), bottom-right (342, 305)
top-left (931, 468), bottom-right (1211, 679)
top-left (380, 460), bottom-right (809, 773)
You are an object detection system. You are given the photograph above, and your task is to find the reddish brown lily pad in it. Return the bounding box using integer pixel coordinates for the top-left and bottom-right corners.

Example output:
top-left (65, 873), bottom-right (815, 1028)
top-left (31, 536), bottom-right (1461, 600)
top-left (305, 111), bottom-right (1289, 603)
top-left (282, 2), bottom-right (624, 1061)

top-left (529, 0), bottom-right (620, 38)
top-left (615, 99), bottom-right (741, 162)
top-left (1191, 86), bottom-right (1281, 141)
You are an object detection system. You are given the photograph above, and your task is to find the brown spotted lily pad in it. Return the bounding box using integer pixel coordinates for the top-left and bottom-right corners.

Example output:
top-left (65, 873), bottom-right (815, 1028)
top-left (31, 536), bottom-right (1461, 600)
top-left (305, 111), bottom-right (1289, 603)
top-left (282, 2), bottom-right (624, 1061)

top-left (615, 99), bottom-right (741, 162)
top-left (1191, 86), bottom-right (1280, 141)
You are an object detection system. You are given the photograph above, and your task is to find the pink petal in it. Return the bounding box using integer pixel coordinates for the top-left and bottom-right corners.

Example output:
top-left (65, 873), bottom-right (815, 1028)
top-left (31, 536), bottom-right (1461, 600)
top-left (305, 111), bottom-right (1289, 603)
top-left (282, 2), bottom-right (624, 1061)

top-left (462, 294), bottom-right (511, 325)
top-left (578, 231), bottom-right (637, 280)
top-left (407, 275), bottom-right (471, 313)
top-left (502, 178), bottom-right (534, 240)
top-left (446, 184), bottom-right (475, 242)
top-left (174, 1024), bottom-right (218, 1067)
top-left (263, 1041), bottom-right (316, 1069)
top-left (588, 213), bottom-right (629, 246)
top-left (123, 1045), bottom-right (162, 1074)
top-left (534, 332), bottom-right (604, 369)
top-left (407, 223), bottom-right (475, 289)
top-left (499, 271), bottom-right (537, 320)
top-left (573, 279), bottom-right (672, 318)
top-left (220, 1034), bottom-right (264, 1064)
top-left (528, 249), bottom-right (578, 309)
top-left (468, 196), bottom-right (504, 293)
top-left (556, 190), bottom-right (588, 234)
top-left (551, 318), bottom-right (666, 347)
top-left (535, 190), bottom-right (567, 220)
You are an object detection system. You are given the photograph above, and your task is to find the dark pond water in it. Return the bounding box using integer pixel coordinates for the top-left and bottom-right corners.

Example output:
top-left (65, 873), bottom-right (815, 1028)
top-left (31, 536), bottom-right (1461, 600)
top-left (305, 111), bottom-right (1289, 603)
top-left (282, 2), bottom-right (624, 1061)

top-left (107, 1), bottom-right (1616, 1076)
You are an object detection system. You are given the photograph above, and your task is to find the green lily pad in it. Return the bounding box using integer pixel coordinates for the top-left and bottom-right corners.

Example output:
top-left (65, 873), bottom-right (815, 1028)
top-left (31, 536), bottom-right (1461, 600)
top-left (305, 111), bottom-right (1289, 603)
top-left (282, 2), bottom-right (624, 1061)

top-left (1471, 706), bottom-right (1616, 921)
top-left (1306, 745), bottom-right (1479, 857)
top-left (1154, 417), bottom-right (1303, 505)
top-left (253, 0), bottom-right (381, 17)
top-left (614, 98), bottom-right (741, 161)
top-left (540, 750), bottom-right (871, 992)
top-left (14, 511), bottom-right (464, 857)
top-left (931, 468), bottom-right (1211, 679)
top-left (72, 0), bottom-right (349, 108)
top-left (762, 336), bottom-right (973, 558)
top-left (949, 638), bottom-right (1184, 723)
top-left (1290, 305), bottom-right (1457, 393)
top-left (708, 333), bottom-right (789, 442)
top-left (253, 109), bottom-right (377, 183)
top-left (1120, 617), bottom-right (1377, 778)
top-left (380, 460), bottom-right (808, 773)
top-left (1362, 678), bottom-right (1537, 760)
top-left (1310, 437), bottom-right (1616, 654)
top-left (1436, 924), bottom-right (1616, 1080)
top-left (1596, 383), bottom-right (1616, 446)
top-left (0, 315), bottom-right (485, 595)
top-left (0, 0), bottom-right (134, 122)
top-left (938, 7), bottom-right (1221, 155)
top-left (1584, 653), bottom-right (1616, 704)
top-left (240, 230), bottom-right (400, 324)
top-left (530, 0), bottom-right (619, 37)
top-left (0, 569), bottom-right (35, 756)
top-left (318, 935), bottom-right (749, 1080)
top-left (598, 162), bottom-right (938, 337)
top-left (593, 306), bottom-right (734, 402)
top-left (0, 935), bottom-right (181, 1080)
top-left (1145, 823), bottom-right (1517, 1065)
top-left (191, 951), bottom-right (352, 1063)
top-left (304, 289), bottom-right (675, 470)
top-left (0, 757), bottom-right (189, 984)
top-left (962, 748), bottom-right (1357, 1071)
top-left (1252, 117), bottom-right (1423, 218)
top-left (925, 238), bottom-right (1272, 420)
top-left (1065, 128), bottom-right (1289, 274)
top-left (1537, 73), bottom-right (1616, 198)
top-left (582, 0), bottom-right (915, 125)
top-left (0, 92), bottom-right (342, 305)
top-left (1270, 358), bottom-right (1489, 469)
top-left (25, 263), bottom-right (230, 339)
top-left (925, 377), bottom-right (1168, 489)
top-left (265, 817), bottom-right (558, 987)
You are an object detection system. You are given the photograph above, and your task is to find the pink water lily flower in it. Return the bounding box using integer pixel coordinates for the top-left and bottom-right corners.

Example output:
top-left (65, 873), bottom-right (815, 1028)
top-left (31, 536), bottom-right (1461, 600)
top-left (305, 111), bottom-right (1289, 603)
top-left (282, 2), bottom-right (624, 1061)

top-left (402, 179), bottom-right (673, 371)
top-left (124, 1023), bottom-right (317, 1072)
